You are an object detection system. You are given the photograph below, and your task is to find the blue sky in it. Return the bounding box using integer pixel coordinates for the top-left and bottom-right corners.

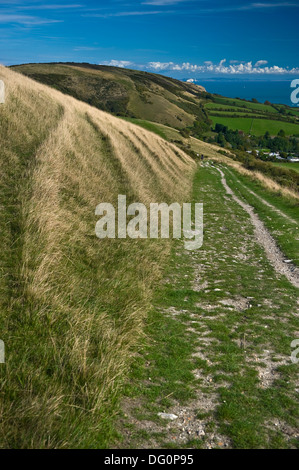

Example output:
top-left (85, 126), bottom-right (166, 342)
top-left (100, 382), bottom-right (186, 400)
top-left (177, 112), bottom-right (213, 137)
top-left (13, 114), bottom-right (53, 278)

top-left (0, 0), bottom-right (298, 78)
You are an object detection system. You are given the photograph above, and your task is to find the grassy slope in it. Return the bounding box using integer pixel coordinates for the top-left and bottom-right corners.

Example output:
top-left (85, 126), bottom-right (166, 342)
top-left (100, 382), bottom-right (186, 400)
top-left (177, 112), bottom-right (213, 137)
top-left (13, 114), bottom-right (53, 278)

top-left (115, 116), bottom-right (299, 205)
top-left (122, 117), bottom-right (233, 160)
top-left (0, 66), bottom-right (195, 448)
top-left (11, 63), bottom-right (207, 130)
top-left (121, 117), bottom-right (168, 140)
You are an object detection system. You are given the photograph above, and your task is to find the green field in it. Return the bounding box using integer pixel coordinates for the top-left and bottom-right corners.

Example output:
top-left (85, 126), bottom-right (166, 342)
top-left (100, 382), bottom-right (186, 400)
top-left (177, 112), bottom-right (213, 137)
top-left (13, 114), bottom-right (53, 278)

top-left (205, 102), bottom-right (246, 111)
top-left (210, 116), bottom-right (299, 136)
top-left (272, 161), bottom-right (299, 173)
top-left (212, 96), bottom-right (278, 113)
top-left (209, 110), bottom-right (263, 118)
top-left (206, 94), bottom-right (299, 137)
top-left (288, 108), bottom-right (299, 117)
top-left (206, 101), bottom-right (278, 115)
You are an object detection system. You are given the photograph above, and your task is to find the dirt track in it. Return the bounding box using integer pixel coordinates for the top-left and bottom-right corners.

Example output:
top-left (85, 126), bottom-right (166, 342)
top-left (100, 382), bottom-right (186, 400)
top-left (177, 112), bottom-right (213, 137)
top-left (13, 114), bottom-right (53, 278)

top-left (214, 165), bottom-right (299, 289)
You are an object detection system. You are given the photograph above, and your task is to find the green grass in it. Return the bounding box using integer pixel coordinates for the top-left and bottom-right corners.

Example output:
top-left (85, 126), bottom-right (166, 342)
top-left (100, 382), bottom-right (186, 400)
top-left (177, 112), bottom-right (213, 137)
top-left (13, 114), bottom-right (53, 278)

top-left (210, 116), bottom-right (299, 136)
top-left (212, 96), bottom-right (279, 113)
top-left (272, 162), bottom-right (299, 174)
top-left (206, 102), bottom-right (243, 111)
top-left (118, 238), bottom-right (201, 447)
top-left (287, 108), bottom-right (299, 117)
top-left (205, 95), bottom-right (298, 137)
top-left (206, 101), bottom-right (278, 115)
top-left (209, 110), bottom-right (263, 118)
top-left (121, 117), bottom-right (168, 140)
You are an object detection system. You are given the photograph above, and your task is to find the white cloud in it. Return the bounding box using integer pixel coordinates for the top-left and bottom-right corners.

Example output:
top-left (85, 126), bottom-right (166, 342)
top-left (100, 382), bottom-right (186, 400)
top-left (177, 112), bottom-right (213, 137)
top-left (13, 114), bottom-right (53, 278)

top-left (17, 4), bottom-right (83, 10)
top-left (144, 60), bottom-right (299, 74)
top-left (147, 61), bottom-right (177, 70)
top-left (142, 0), bottom-right (189, 4)
top-left (83, 1), bottom-right (299, 19)
top-left (74, 46), bottom-right (99, 51)
top-left (84, 10), bottom-right (169, 18)
top-left (255, 60), bottom-right (268, 67)
top-left (133, 60), bottom-right (299, 74)
top-left (0, 14), bottom-right (63, 25)
top-left (200, 2), bottom-right (299, 13)
top-left (101, 60), bottom-right (133, 68)
top-left (250, 2), bottom-right (297, 8)
top-left (99, 58), bottom-right (299, 75)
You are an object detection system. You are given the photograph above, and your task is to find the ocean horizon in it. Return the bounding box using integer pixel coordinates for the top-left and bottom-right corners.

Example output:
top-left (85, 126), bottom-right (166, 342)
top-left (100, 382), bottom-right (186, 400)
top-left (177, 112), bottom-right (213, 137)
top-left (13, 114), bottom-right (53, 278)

top-left (186, 79), bottom-right (298, 107)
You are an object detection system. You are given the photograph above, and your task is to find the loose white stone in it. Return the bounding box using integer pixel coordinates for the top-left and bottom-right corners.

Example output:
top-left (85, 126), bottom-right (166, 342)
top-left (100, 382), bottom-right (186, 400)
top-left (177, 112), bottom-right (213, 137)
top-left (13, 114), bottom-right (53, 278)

top-left (158, 412), bottom-right (178, 421)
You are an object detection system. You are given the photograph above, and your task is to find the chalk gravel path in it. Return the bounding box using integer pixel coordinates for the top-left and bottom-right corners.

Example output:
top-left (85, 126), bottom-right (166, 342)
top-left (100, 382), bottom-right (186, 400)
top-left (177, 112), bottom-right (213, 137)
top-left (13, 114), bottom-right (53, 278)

top-left (118, 164), bottom-right (298, 449)
top-left (214, 165), bottom-right (299, 289)
top-left (224, 166), bottom-right (298, 226)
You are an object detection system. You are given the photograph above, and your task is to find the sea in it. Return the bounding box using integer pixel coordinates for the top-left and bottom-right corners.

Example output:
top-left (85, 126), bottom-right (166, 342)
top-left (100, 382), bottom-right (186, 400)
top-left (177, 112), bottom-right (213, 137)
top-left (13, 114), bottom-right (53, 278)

top-left (188, 79), bottom-right (298, 107)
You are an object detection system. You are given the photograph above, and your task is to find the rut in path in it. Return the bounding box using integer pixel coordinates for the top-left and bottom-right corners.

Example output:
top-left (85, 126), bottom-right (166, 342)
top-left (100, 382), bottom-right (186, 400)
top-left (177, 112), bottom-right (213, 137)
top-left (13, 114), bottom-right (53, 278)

top-left (224, 166), bottom-right (298, 226)
top-left (213, 165), bottom-right (299, 289)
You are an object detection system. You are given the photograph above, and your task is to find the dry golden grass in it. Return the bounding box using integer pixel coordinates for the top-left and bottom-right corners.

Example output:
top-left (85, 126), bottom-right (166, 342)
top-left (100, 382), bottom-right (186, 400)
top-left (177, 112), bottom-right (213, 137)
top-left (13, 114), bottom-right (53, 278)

top-left (0, 66), bottom-right (195, 448)
top-left (209, 153), bottom-right (299, 201)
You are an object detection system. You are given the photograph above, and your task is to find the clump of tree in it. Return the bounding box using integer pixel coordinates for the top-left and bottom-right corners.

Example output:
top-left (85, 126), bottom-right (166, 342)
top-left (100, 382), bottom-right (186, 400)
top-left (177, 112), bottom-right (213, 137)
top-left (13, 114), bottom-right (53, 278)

top-left (192, 118), bottom-right (211, 137)
top-left (212, 122), bottom-right (299, 156)
top-left (179, 128), bottom-right (191, 138)
top-left (214, 123), bottom-right (251, 150)
top-left (258, 130), bottom-right (299, 154)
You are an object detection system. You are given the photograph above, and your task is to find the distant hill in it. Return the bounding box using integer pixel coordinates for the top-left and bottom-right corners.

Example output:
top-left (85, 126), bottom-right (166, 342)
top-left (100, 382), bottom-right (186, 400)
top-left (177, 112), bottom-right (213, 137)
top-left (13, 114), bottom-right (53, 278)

top-left (11, 62), bottom-right (210, 129)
